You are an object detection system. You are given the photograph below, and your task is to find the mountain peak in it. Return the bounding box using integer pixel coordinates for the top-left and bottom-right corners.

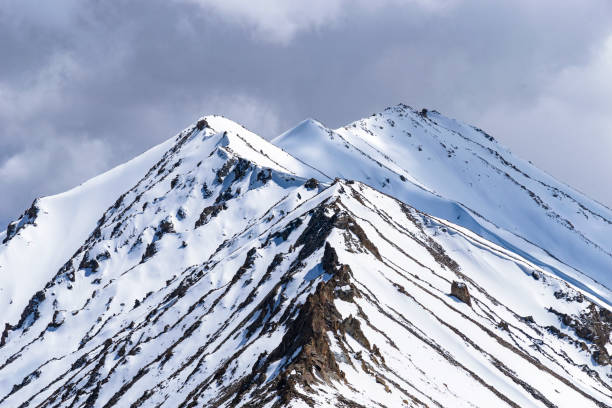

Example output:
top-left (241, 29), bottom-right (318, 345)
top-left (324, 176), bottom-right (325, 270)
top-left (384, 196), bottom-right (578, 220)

top-left (273, 117), bottom-right (330, 145)
top-left (0, 108), bottom-right (611, 408)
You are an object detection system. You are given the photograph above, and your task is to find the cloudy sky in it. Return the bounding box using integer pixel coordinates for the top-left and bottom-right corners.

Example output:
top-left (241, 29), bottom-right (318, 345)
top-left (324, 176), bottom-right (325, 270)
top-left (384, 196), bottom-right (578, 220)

top-left (1, 0), bottom-right (611, 228)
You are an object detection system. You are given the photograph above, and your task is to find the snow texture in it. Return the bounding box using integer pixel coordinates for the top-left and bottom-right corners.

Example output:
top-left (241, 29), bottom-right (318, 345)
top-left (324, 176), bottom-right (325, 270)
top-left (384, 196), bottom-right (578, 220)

top-left (0, 108), bottom-right (610, 408)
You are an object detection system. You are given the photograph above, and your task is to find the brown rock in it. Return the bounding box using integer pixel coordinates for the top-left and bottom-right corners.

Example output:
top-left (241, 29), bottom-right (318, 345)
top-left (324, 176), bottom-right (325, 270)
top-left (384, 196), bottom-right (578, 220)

top-left (451, 281), bottom-right (471, 306)
top-left (196, 118), bottom-right (208, 130)
top-left (375, 375), bottom-right (391, 393)
top-left (304, 178), bottom-right (319, 190)
top-left (341, 316), bottom-right (370, 350)
top-left (594, 349), bottom-right (610, 365)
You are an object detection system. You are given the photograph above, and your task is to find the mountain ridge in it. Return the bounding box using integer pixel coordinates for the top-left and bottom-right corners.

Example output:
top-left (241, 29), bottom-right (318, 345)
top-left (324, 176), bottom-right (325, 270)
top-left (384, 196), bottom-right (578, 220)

top-left (0, 106), bottom-right (610, 407)
top-left (274, 104), bottom-right (612, 295)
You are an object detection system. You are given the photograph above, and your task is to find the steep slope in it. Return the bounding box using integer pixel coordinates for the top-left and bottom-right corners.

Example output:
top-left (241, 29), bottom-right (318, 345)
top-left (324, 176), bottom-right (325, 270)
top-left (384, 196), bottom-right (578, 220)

top-left (0, 135), bottom-right (175, 330)
top-left (274, 105), bottom-right (612, 302)
top-left (0, 111), bottom-right (610, 408)
top-left (1, 175), bottom-right (610, 407)
top-left (0, 116), bottom-right (330, 333)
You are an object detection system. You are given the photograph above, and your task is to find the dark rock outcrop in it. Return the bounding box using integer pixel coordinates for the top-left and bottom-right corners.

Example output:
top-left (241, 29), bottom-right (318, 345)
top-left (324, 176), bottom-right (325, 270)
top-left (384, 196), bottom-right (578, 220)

top-left (257, 169), bottom-right (272, 184)
top-left (141, 242), bottom-right (157, 263)
top-left (78, 255), bottom-right (100, 275)
top-left (451, 281), bottom-right (471, 306)
top-left (304, 178), bottom-right (319, 190)
top-left (3, 199), bottom-right (40, 244)
top-left (194, 203), bottom-right (227, 228)
top-left (196, 118), bottom-right (208, 130)
top-left (549, 304), bottom-right (611, 366)
top-left (265, 244), bottom-right (351, 398)
top-left (155, 219), bottom-right (176, 239)
top-left (215, 158), bottom-right (237, 183)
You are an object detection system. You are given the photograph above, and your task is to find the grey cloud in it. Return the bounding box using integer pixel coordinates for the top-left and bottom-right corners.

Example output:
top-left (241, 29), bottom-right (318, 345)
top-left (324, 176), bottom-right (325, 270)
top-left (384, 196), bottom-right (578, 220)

top-left (1, 0), bottom-right (611, 228)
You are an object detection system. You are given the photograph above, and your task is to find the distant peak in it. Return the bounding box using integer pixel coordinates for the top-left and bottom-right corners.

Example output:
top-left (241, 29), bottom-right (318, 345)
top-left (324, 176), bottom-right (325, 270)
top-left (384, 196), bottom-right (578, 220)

top-left (385, 102), bottom-right (414, 112)
top-left (272, 117), bottom-right (330, 144)
top-left (192, 115), bottom-right (245, 133)
top-left (302, 117), bottom-right (323, 125)
top-left (294, 117), bottom-right (327, 131)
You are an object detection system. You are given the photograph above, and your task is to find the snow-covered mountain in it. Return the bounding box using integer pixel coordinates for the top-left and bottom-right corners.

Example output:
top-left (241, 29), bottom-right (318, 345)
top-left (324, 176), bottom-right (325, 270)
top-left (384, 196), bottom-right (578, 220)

top-left (0, 107), bottom-right (610, 408)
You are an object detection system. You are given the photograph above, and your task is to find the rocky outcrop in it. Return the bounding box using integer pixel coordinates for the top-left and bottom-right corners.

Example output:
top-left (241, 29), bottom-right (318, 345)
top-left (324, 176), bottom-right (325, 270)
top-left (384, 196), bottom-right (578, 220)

top-left (341, 315), bottom-right (371, 350)
top-left (550, 304), bottom-right (611, 365)
top-left (2, 199), bottom-right (40, 244)
top-left (196, 118), bottom-right (208, 130)
top-left (140, 242), bottom-right (157, 263)
top-left (155, 219), bottom-right (176, 239)
top-left (451, 281), bottom-right (471, 306)
top-left (304, 178), bottom-right (319, 190)
top-left (264, 244), bottom-right (352, 401)
top-left (215, 158), bottom-right (237, 183)
top-left (78, 255), bottom-right (100, 275)
top-left (194, 203), bottom-right (227, 228)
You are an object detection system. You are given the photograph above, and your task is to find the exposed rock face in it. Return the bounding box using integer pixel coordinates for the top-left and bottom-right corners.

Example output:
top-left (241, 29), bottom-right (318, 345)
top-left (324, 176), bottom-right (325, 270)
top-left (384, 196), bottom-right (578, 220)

top-left (78, 255), bottom-right (99, 275)
top-left (264, 218), bottom-right (303, 245)
top-left (451, 281), bottom-right (472, 306)
top-left (2, 199), bottom-right (40, 244)
top-left (215, 157), bottom-right (237, 183)
top-left (549, 304), bottom-right (612, 366)
top-left (196, 118), bottom-right (208, 130)
top-left (156, 219), bottom-right (176, 238)
top-left (233, 158), bottom-right (251, 180)
top-left (140, 242), bottom-right (157, 262)
top-left (48, 311), bottom-right (65, 329)
top-left (0, 324), bottom-right (11, 347)
top-left (194, 203), bottom-right (227, 228)
top-left (341, 315), bottom-right (371, 350)
top-left (226, 242), bottom-right (384, 408)
top-left (257, 169), bottom-right (272, 184)
top-left (267, 246), bottom-right (348, 391)
top-left (593, 348), bottom-right (610, 366)
top-left (15, 290), bottom-right (46, 330)
top-left (304, 178), bottom-right (319, 190)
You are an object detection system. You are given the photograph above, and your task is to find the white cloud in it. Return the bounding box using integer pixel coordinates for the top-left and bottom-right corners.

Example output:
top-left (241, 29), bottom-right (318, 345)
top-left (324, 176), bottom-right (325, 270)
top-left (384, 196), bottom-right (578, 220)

top-left (0, 135), bottom-right (113, 224)
top-left (181, 0), bottom-right (453, 44)
top-left (0, 0), bottom-right (84, 31)
top-left (182, 0), bottom-right (344, 43)
top-left (200, 93), bottom-right (283, 137)
top-left (0, 137), bottom-right (111, 185)
top-left (474, 35), bottom-right (612, 205)
top-left (0, 53), bottom-right (82, 122)
top-left (1, 0), bottom-right (611, 228)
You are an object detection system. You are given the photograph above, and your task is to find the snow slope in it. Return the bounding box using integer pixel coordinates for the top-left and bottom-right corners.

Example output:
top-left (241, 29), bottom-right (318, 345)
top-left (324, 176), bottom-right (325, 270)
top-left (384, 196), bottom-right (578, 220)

top-left (0, 116), bottom-right (331, 334)
top-left (274, 105), bottom-right (612, 301)
top-left (0, 110), bottom-right (610, 408)
top-left (0, 135), bottom-right (174, 330)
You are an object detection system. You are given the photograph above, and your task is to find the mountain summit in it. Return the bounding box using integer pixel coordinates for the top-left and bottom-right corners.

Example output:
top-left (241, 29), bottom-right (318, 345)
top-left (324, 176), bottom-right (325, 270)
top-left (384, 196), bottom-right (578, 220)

top-left (0, 107), bottom-right (610, 407)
